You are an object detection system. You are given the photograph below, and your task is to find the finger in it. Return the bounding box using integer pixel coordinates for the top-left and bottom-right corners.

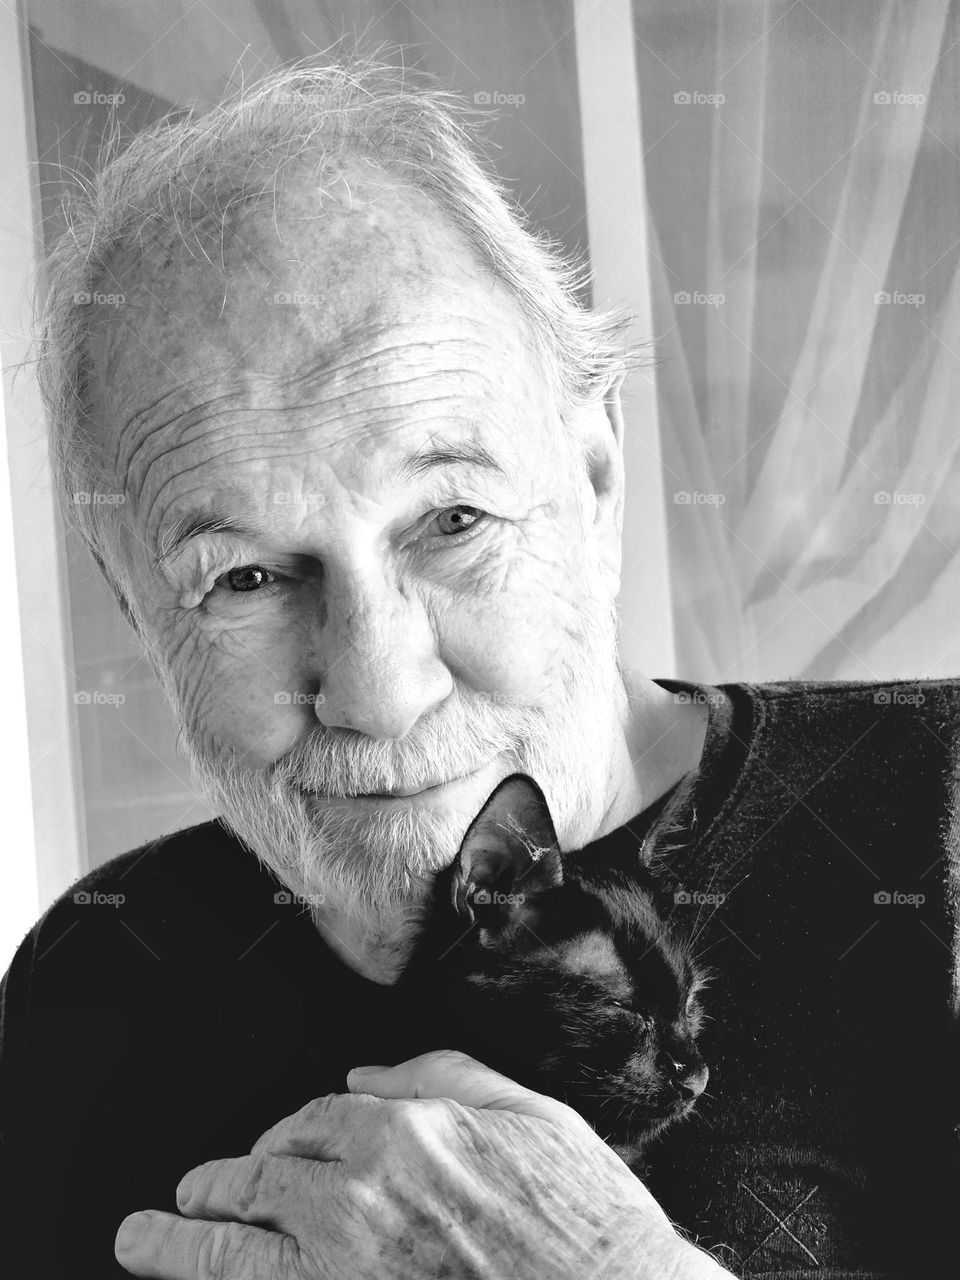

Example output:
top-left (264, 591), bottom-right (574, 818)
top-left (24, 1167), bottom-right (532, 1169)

top-left (176, 1152), bottom-right (331, 1236)
top-left (115, 1209), bottom-right (303, 1279)
top-left (250, 1089), bottom-right (379, 1158)
top-left (346, 1048), bottom-right (587, 1130)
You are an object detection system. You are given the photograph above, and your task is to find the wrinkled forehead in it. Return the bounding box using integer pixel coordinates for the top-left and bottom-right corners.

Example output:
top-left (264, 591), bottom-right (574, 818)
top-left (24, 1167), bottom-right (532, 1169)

top-left (83, 155), bottom-right (547, 471)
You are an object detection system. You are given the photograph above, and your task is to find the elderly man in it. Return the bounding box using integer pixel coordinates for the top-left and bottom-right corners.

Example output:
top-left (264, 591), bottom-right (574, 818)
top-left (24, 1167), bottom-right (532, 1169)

top-left (0, 61), bottom-right (956, 1280)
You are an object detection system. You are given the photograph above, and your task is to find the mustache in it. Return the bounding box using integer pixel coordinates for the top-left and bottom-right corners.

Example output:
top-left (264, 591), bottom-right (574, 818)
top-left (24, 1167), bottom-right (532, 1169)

top-left (264, 687), bottom-right (548, 798)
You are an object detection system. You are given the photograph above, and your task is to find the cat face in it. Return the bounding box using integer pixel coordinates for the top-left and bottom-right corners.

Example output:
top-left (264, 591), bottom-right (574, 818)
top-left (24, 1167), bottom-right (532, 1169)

top-left (419, 773), bottom-right (709, 1146)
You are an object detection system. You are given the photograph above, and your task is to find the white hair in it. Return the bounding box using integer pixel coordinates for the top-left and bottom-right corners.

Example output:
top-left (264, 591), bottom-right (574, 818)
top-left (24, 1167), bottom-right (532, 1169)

top-left (33, 55), bottom-right (644, 631)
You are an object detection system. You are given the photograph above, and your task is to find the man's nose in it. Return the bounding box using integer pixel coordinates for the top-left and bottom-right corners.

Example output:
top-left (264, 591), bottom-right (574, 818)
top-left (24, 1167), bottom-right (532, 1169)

top-left (310, 570), bottom-right (453, 739)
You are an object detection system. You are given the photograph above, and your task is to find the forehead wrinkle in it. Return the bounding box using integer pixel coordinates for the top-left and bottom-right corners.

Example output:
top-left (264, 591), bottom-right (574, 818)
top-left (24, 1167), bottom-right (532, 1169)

top-left (119, 392), bottom-right (235, 502)
top-left (119, 345), bottom-right (495, 477)
top-left (112, 352), bottom-right (225, 433)
top-left (118, 334), bottom-right (510, 500)
top-left (269, 332), bottom-right (492, 392)
top-left (102, 273), bottom-right (542, 503)
top-left (124, 345), bottom-right (518, 518)
top-left (133, 388), bottom-right (477, 496)
top-left (137, 398), bottom-right (498, 547)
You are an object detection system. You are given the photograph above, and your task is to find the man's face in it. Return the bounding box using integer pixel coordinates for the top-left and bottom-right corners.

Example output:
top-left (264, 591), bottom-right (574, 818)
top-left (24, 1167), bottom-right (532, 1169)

top-left (85, 159), bottom-right (626, 952)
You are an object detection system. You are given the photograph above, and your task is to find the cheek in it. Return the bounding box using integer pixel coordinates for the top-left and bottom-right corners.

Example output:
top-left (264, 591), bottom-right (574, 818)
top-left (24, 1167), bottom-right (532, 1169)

top-left (154, 607), bottom-right (316, 766)
top-left (443, 597), bottom-right (568, 700)
top-left (442, 519), bottom-right (600, 699)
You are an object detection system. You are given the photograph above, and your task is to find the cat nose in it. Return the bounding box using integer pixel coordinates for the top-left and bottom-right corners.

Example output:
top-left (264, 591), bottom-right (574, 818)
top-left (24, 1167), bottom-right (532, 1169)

top-left (674, 1062), bottom-right (709, 1100)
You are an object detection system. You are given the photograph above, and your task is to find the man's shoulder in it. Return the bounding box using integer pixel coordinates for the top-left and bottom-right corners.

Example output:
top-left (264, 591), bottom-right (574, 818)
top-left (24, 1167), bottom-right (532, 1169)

top-left (675, 674), bottom-right (960, 849)
top-left (731, 673), bottom-right (960, 738)
top-left (737, 672), bottom-right (960, 702)
top-left (7, 818), bottom-right (284, 987)
top-left (65, 816), bottom-right (254, 896)
top-left (48, 816), bottom-right (271, 916)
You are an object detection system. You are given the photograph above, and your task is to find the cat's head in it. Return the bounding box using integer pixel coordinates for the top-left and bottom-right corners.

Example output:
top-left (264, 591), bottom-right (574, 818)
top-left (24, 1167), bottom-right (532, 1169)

top-left (426, 773), bottom-right (710, 1146)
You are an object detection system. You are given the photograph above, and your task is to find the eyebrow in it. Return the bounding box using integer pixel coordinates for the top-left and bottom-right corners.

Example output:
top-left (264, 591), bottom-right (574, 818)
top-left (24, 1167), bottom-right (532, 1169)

top-left (153, 513), bottom-right (260, 575)
top-left (153, 437), bottom-right (508, 574)
top-left (391, 437), bottom-right (508, 484)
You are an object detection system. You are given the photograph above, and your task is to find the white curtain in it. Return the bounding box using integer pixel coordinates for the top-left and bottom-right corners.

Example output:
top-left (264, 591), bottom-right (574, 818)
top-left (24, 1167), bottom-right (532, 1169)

top-left (635, 0), bottom-right (960, 681)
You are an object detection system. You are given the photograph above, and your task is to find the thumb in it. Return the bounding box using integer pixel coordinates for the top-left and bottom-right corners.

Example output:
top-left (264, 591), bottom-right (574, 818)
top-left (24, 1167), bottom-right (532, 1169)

top-left (346, 1048), bottom-right (585, 1130)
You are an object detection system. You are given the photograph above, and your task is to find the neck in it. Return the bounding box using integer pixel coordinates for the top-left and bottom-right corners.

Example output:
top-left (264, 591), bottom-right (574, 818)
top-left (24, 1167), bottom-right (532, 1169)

top-left (585, 670), bottom-right (710, 845)
top-left (312, 901), bottom-right (423, 986)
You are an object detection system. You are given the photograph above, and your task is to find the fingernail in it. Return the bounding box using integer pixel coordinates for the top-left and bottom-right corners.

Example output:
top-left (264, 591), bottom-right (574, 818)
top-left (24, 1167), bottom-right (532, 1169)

top-left (348, 1064), bottom-right (386, 1080)
top-left (115, 1211), bottom-right (152, 1253)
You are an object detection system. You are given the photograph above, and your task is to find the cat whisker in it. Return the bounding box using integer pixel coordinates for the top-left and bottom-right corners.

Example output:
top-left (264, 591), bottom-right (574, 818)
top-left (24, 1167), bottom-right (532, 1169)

top-left (685, 1104), bottom-right (716, 1131)
top-left (686, 872), bottom-right (752, 951)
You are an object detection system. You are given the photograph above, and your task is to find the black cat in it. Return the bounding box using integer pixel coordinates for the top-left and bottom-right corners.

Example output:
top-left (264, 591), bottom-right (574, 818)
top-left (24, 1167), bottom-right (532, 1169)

top-left (397, 772), bottom-right (710, 1167)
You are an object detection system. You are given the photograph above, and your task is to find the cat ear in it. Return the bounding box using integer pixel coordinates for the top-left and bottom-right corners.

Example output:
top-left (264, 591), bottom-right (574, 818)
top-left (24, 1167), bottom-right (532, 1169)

top-left (450, 773), bottom-right (563, 929)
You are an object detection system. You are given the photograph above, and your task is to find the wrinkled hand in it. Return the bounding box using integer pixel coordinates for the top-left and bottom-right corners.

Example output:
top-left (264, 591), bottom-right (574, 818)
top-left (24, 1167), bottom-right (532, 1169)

top-left (115, 1049), bottom-right (730, 1279)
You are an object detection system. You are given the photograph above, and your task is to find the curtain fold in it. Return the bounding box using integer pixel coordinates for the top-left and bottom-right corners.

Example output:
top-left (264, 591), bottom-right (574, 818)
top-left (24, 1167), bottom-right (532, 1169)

top-left (635, 0), bottom-right (960, 681)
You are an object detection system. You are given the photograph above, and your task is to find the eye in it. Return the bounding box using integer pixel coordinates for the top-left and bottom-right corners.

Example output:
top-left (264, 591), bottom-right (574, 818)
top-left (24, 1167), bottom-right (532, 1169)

top-left (219, 565), bottom-right (278, 593)
top-left (429, 505), bottom-right (486, 541)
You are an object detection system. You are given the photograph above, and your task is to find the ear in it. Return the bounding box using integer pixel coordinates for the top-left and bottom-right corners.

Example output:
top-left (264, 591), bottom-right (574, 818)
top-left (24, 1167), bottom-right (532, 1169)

top-left (450, 773), bottom-right (563, 932)
top-left (567, 378), bottom-right (627, 595)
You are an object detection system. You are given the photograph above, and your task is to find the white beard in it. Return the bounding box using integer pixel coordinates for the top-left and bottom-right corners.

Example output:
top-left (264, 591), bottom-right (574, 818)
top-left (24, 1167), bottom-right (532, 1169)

top-left (176, 590), bottom-right (626, 974)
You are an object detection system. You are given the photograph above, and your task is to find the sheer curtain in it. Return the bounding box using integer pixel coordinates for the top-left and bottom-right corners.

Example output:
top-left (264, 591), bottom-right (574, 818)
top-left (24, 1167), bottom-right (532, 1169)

top-left (634, 0), bottom-right (960, 682)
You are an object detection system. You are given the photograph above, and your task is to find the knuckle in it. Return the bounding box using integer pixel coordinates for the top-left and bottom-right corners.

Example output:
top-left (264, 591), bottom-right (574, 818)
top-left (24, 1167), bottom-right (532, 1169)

top-left (387, 1097), bottom-right (455, 1144)
top-left (234, 1151), bottom-right (269, 1215)
top-left (254, 1094), bottom-right (340, 1157)
top-left (198, 1222), bottom-right (246, 1280)
top-left (277, 1233), bottom-right (305, 1277)
top-left (385, 1097), bottom-right (423, 1135)
top-left (341, 1173), bottom-right (381, 1217)
top-left (337, 1176), bottom-right (401, 1250)
top-left (420, 1047), bottom-right (473, 1070)
top-left (299, 1093), bottom-right (339, 1126)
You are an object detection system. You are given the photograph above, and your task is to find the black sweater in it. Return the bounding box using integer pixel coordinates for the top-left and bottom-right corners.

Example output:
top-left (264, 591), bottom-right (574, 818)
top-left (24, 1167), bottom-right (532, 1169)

top-left (1, 676), bottom-right (957, 1278)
